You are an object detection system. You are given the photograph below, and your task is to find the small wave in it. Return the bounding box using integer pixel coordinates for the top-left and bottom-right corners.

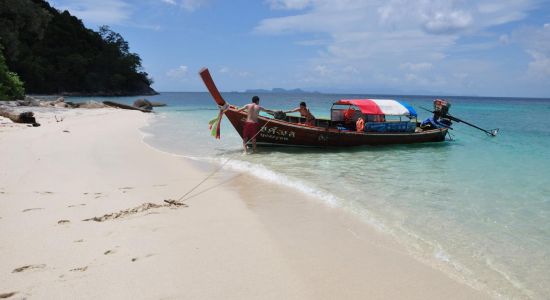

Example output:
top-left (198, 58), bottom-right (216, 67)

top-left (208, 156), bottom-right (339, 207)
top-left (174, 107), bottom-right (219, 112)
top-left (484, 257), bottom-right (533, 299)
top-left (180, 154), bottom-right (392, 233)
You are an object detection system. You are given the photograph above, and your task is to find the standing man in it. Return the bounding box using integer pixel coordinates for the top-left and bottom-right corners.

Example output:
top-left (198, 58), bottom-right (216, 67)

top-left (238, 96), bottom-right (274, 153)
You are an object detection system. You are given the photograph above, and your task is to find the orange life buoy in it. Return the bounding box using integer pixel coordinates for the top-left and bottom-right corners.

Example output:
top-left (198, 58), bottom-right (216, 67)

top-left (356, 117), bottom-right (365, 132)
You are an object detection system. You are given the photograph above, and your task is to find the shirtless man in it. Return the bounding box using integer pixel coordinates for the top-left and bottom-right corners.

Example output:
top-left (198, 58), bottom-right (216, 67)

top-left (238, 96), bottom-right (274, 153)
top-left (284, 101), bottom-right (315, 126)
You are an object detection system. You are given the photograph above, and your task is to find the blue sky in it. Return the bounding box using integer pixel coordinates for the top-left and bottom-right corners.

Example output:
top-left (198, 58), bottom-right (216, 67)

top-left (48, 0), bottom-right (550, 97)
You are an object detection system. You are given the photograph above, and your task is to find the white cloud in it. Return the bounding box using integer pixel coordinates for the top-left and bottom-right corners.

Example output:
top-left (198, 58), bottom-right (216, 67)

top-left (314, 64), bottom-right (331, 76)
top-left (166, 65), bottom-right (189, 79)
top-left (499, 34), bottom-right (510, 45)
top-left (400, 62), bottom-right (433, 72)
top-left (294, 39), bottom-right (330, 46)
top-left (254, 0), bottom-right (539, 93)
top-left (161, 0), bottom-right (207, 11)
top-left (267, 0), bottom-right (313, 10)
top-left (421, 10), bottom-right (473, 34)
top-left (377, 0), bottom-right (537, 35)
top-left (527, 51), bottom-right (550, 77)
top-left (238, 71), bottom-right (250, 77)
top-left (343, 66), bottom-right (359, 74)
top-left (216, 67), bottom-right (251, 78)
top-left (512, 24), bottom-right (550, 78)
top-left (52, 0), bottom-right (132, 24)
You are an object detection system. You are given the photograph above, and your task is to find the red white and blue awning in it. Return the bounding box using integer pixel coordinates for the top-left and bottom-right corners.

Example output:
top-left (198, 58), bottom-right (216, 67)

top-left (335, 99), bottom-right (417, 117)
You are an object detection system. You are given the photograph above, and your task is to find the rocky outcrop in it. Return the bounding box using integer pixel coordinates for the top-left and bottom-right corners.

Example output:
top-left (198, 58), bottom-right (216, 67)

top-left (133, 99), bottom-right (153, 111)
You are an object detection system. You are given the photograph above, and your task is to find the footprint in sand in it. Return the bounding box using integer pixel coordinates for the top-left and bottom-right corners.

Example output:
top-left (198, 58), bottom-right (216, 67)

top-left (57, 219), bottom-right (70, 224)
top-left (69, 266), bottom-right (88, 272)
top-left (0, 292), bottom-right (18, 299)
top-left (12, 264), bottom-right (46, 273)
top-left (118, 187), bottom-right (134, 194)
top-left (68, 204), bottom-right (86, 208)
top-left (152, 184), bottom-right (167, 187)
top-left (104, 249), bottom-right (116, 255)
top-left (131, 254), bottom-right (154, 262)
top-left (34, 191), bottom-right (54, 195)
top-left (74, 239), bottom-right (84, 243)
top-left (22, 208), bottom-right (44, 213)
top-left (83, 192), bottom-right (104, 199)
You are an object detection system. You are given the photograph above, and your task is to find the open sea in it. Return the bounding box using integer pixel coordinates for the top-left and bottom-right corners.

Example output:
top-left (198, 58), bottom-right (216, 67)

top-left (69, 92), bottom-right (550, 299)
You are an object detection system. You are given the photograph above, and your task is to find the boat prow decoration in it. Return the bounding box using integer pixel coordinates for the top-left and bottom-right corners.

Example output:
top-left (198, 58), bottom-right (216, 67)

top-left (199, 68), bottom-right (227, 107)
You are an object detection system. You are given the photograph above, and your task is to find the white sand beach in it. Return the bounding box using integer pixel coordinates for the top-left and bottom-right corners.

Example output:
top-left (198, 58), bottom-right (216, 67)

top-left (0, 108), bottom-right (488, 299)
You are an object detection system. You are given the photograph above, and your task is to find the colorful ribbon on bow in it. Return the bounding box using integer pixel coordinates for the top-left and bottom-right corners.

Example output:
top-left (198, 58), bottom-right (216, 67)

top-left (208, 109), bottom-right (224, 139)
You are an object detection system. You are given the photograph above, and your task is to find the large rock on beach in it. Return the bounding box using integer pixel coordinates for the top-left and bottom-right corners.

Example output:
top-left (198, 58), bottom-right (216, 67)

top-left (52, 97), bottom-right (68, 108)
top-left (133, 99), bottom-right (153, 111)
top-left (22, 96), bottom-right (41, 106)
top-left (77, 101), bottom-right (106, 109)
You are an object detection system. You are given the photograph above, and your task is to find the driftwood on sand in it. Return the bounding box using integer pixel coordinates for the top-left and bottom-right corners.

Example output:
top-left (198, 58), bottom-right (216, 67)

top-left (103, 101), bottom-right (152, 113)
top-left (0, 96), bottom-right (166, 127)
top-left (103, 98), bottom-right (166, 113)
top-left (0, 107), bottom-right (40, 126)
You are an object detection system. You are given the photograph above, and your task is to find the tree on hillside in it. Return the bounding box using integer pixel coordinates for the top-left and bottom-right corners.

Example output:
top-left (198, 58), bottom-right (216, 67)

top-left (0, 0), bottom-right (155, 96)
top-left (0, 44), bottom-right (25, 100)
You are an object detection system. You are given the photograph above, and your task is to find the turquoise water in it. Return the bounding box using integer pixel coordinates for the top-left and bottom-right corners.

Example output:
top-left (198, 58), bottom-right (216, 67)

top-left (72, 92), bottom-right (550, 298)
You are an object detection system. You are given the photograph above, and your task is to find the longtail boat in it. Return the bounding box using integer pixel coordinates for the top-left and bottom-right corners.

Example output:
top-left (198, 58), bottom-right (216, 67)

top-left (199, 67), bottom-right (451, 147)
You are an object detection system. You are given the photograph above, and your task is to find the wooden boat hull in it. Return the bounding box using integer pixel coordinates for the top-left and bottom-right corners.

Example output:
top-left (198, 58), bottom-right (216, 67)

top-left (224, 108), bottom-right (447, 147)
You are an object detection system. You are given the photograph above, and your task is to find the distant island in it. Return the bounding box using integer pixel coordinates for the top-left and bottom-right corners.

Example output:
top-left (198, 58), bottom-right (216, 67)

top-left (244, 88), bottom-right (319, 94)
top-left (0, 0), bottom-right (156, 99)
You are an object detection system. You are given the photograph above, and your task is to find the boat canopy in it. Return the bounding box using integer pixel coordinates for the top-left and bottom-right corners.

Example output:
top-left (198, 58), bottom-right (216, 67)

top-left (335, 99), bottom-right (417, 117)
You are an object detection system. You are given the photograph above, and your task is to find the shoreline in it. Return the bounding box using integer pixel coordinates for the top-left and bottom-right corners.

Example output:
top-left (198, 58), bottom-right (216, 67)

top-left (1, 108), bottom-right (487, 299)
top-left (140, 113), bottom-right (503, 298)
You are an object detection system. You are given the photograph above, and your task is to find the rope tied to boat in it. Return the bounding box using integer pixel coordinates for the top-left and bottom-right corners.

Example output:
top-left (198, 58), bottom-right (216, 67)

top-left (175, 113), bottom-right (272, 202)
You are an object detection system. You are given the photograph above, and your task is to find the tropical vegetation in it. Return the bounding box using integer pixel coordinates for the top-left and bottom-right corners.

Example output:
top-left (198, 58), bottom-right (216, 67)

top-left (0, 0), bottom-right (155, 97)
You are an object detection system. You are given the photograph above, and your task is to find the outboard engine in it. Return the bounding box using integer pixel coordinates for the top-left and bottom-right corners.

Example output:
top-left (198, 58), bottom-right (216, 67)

top-left (434, 99), bottom-right (451, 115)
top-left (420, 99), bottom-right (453, 130)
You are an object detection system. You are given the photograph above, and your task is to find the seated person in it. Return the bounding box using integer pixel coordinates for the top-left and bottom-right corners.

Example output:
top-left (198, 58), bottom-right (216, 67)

top-left (284, 101), bottom-right (315, 126)
top-left (420, 115), bottom-right (452, 130)
top-left (343, 108), bottom-right (360, 130)
top-left (343, 108), bottom-right (355, 123)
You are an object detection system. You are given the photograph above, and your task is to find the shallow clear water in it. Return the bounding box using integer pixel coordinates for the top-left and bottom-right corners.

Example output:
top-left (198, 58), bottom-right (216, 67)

top-left (71, 92), bottom-right (550, 298)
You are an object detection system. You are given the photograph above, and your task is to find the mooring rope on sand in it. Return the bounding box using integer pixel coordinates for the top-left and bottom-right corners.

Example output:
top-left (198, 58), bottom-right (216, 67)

top-left (175, 117), bottom-right (273, 203)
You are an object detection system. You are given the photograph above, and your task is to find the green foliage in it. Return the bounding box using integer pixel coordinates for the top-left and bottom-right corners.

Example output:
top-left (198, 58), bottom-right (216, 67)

top-left (0, 45), bottom-right (25, 100)
top-left (0, 0), bottom-right (155, 95)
